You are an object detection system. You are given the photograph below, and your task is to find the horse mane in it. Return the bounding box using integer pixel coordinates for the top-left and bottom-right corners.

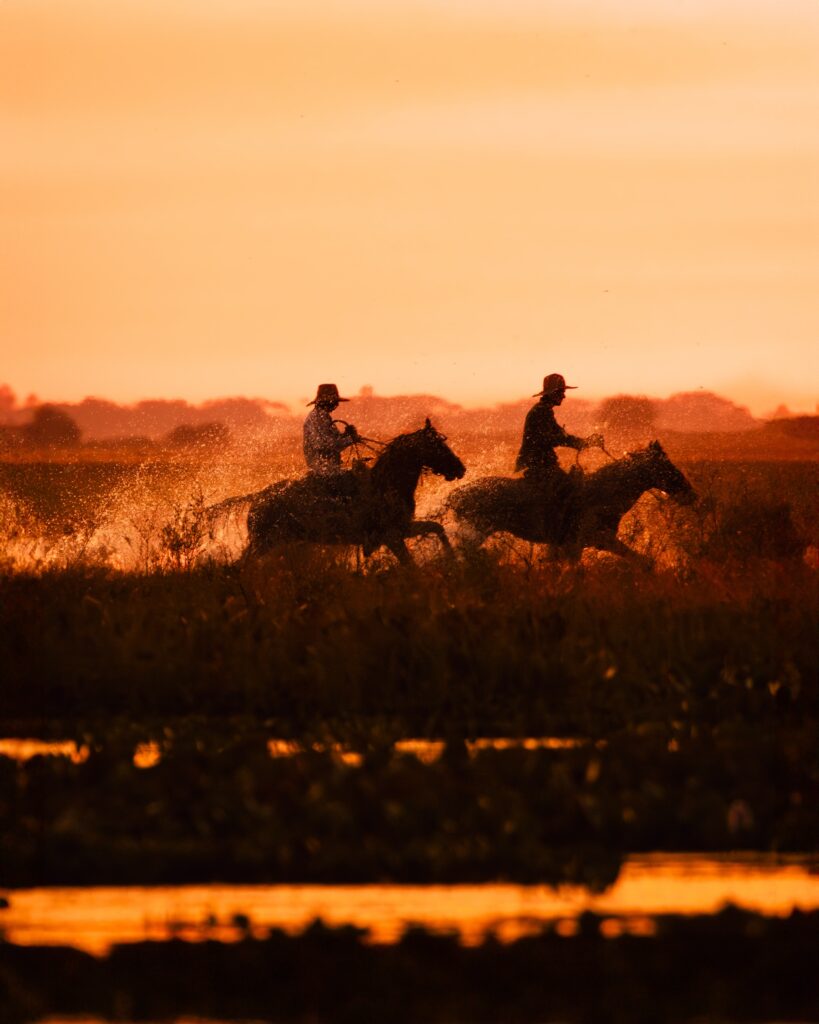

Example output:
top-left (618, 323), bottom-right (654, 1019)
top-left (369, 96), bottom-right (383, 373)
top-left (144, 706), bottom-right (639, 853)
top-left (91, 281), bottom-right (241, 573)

top-left (367, 426), bottom-right (431, 495)
top-left (372, 426), bottom-right (431, 469)
top-left (379, 429), bottom-right (420, 453)
top-left (587, 443), bottom-right (658, 487)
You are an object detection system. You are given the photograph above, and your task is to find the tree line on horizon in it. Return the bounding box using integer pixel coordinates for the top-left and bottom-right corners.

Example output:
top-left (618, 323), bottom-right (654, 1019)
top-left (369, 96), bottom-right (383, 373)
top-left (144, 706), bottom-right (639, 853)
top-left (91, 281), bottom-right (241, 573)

top-left (0, 383), bottom-right (815, 451)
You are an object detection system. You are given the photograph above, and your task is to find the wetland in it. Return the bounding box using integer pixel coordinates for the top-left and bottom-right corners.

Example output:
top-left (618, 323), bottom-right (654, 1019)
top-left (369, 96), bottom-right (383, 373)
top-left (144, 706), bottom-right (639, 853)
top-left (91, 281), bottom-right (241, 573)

top-left (1, 441), bottom-right (817, 1021)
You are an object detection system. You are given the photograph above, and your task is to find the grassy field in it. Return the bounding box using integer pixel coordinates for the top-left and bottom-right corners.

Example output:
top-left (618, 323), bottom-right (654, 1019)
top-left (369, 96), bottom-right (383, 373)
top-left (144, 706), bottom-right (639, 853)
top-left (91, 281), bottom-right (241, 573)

top-left (2, 548), bottom-right (816, 732)
top-left (1, 443), bottom-right (817, 1022)
top-left (1, 456), bottom-right (816, 885)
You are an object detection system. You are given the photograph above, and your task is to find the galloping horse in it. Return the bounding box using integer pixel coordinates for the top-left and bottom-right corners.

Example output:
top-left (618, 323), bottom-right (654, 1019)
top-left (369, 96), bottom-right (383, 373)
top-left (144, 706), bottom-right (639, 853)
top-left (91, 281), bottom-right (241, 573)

top-left (447, 440), bottom-right (695, 560)
top-left (243, 419), bottom-right (465, 564)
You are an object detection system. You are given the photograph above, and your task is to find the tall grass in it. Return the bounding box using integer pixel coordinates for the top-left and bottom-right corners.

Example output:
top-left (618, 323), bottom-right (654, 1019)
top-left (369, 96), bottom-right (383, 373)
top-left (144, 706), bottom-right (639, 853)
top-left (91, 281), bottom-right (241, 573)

top-left (2, 547), bottom-right (815, 740)
top-left (0, 449), bottom-right (815, 737)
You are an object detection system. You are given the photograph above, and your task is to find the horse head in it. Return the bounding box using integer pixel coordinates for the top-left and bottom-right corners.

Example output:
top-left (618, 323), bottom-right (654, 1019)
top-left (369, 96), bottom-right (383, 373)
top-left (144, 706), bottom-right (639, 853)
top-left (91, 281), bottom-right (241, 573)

top-left (416, 418), bottom-right (466, 481)
top-left (643, 441), bottom-right (697, 504)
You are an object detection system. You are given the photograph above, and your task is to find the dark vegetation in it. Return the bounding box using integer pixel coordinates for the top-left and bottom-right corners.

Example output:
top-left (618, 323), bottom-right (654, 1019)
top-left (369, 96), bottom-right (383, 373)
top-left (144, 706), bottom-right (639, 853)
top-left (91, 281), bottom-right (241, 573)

top-left (1, 541), bottom-right (816, 885)
top-left (3, 909), bottom-right (818, 1024)
top-left (1, 552), bottom-right (816, 735)
top-left (2, 725), bottom-right (816, 886)
top-left (0, 439), bottom-right (816, 1020)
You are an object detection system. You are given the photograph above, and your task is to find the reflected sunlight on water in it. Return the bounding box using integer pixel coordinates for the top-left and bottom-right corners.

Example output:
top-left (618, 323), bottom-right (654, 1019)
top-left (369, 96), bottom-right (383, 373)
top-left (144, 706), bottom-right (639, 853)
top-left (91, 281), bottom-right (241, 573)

top-left (2, 855), bottom-right (817, 956)
top-left (270, 736), bottom-right (588, 766)
top-left (1, 736), bottom-right (588, 769)
top-left (0, 738), bottom-right (89, 763)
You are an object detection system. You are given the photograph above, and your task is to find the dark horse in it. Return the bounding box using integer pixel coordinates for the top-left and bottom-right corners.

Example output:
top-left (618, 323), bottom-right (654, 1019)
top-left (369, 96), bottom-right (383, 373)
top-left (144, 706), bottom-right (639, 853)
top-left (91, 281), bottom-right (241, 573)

top-left (447, 441), bottom-right (695, 560)
top-left (243, 420), bottom-right (465, 564)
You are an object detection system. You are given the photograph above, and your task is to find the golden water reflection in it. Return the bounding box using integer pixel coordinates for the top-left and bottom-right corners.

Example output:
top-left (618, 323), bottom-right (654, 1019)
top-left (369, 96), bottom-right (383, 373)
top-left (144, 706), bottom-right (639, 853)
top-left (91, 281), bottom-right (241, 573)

top-left (2, 855), bottom-right (816, 957)
top-left (270, 736), bottom-right (587, 766)
top-left (0, 738), bottom-right (90, 763)
top-left (0, 736), bottom-right (586, 769)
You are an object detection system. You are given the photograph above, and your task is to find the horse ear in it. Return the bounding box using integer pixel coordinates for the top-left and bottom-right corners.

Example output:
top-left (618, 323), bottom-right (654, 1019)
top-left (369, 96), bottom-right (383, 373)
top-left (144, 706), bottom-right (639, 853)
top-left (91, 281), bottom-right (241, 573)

top-left (649, 440), bottom-right (662, 453)
top-left (424, 417), bottom-right (432, 430)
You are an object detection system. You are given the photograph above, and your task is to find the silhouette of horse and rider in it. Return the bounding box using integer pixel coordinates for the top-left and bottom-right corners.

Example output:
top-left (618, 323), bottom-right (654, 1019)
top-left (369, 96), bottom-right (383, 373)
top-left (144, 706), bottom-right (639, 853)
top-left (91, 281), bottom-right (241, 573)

top-left (448, 373), bottom-right (696, 559)
top-left (210, 376), bottom-right (695, 565)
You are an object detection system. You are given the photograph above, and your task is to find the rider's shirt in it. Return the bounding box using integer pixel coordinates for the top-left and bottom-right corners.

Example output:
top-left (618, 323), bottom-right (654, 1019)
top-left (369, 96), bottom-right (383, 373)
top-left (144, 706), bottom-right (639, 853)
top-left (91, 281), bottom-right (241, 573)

top-left (303, 406), bottom-right (356, 474)
top-left (515, 401), bottom-right (584, 478)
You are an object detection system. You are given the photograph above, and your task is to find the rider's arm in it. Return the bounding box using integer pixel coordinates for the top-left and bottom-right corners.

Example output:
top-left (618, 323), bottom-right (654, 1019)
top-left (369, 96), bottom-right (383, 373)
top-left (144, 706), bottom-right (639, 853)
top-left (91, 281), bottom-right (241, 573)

top-left (306, 410), bottom-right (348, 459)
top-left (582, 433), bottom-right (604, 449)
top-left (558, 429), bottom-right (585, 452)
top-left (547, 414), bottom-right (584, 451)
top-left (335, 423), bottom-right (359, 453)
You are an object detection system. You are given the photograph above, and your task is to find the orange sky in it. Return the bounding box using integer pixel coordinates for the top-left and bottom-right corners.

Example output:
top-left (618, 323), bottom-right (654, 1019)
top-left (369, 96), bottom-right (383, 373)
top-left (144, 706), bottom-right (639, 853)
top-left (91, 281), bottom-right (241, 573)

top-left (2, 0), bottom-right (817, 415)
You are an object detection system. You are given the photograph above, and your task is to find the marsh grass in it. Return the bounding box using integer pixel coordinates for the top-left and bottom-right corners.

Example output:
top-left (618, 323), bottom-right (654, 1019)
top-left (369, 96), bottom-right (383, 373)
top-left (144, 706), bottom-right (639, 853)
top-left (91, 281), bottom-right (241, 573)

top-left (1, 464), bottom-right (816, 889)
top-left (158, 488), bottom-right (211, 570)
top-left (1, 449), bottom-right (816, 747)
top-left (2, 543), bottom-right (815, 742)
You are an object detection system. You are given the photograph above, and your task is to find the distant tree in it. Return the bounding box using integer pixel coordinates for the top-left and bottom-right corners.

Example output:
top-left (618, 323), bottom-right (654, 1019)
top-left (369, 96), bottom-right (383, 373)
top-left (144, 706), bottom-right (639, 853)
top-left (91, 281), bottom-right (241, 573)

top-left (656, 392), bottom-right (756, 433)
top-left (165, 421), bottom-right (230, 448)
top-left (597, 395), bottom-right (657, 444)
top-left (24, 405), bottom-right (82, 447)
top-left (765, 415), bottom-right (819, 443)
top-left (200, 397), bottom-right (280, 429)
top-left (0, 384), bottom-right (16, 420)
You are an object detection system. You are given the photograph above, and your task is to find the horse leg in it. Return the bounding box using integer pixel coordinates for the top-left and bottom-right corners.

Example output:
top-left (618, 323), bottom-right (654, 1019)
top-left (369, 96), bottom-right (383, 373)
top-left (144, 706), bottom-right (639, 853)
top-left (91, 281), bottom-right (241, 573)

top-left (406, 519), bottom-right (453, 557)
top-left (386, 537), bottom-right (414, 566)
top-left (591, 533), bottom-right (653, 567)
top-left (232, 538), bottom-right (269, 608)
top-left (407, 519), bottom-right (447, 543)
top-left (454, 520), bottom-right (489, 554)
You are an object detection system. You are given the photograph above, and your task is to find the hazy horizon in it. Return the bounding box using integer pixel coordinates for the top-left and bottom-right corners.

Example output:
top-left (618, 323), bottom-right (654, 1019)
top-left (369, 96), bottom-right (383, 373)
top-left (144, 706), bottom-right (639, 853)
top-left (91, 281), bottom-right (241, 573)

top-left (2, 377), bottom-right (811, 422)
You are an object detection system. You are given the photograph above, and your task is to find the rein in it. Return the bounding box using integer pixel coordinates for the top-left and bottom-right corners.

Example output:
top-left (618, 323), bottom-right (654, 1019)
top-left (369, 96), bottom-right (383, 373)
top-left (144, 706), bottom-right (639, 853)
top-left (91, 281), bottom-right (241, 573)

top-left (332, 418), bottom-right (388, 460)
top-left (333, 419), bottom-right (387, 444)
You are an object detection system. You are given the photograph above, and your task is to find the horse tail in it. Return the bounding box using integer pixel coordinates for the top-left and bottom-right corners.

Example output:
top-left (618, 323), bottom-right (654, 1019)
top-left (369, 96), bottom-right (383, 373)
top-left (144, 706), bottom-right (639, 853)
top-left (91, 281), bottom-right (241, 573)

top-left (205, 483), bottom-right (284, 535)
top-left (205, 491), bottom-right (254, 527)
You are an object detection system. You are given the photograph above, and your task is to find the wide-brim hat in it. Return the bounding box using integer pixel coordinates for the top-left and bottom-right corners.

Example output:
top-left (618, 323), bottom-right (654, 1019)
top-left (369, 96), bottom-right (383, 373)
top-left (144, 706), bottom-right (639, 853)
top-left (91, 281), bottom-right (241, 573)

top-left (307, 383), bottom-right (350, 406)
top-left (533, 373), bottom-right (578, 397)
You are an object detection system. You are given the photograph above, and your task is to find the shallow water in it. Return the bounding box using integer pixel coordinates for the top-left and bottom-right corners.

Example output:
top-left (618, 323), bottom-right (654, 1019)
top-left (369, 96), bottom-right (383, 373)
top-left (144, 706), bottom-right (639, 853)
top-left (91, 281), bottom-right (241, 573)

top-left (2, 854), bottom-right (816, 956)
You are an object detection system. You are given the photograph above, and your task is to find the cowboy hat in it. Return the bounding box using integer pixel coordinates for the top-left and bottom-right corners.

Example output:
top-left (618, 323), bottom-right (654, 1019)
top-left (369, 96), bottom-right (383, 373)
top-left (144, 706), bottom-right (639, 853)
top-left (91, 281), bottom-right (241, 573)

top-left (533, 373), bottom-right (578, 397)
top-left (307, 383), bottom-right (350, 406)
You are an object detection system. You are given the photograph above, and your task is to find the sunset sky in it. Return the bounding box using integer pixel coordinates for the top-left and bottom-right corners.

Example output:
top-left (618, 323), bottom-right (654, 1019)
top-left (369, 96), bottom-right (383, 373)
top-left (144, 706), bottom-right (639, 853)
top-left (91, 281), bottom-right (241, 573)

top-left (2, 0), bottom-right (817, 414)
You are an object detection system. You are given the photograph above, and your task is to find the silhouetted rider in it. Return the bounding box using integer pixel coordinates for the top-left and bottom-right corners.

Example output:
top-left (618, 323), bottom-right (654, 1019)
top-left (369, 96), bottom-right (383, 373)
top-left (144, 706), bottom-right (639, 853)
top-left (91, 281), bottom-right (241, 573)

top-left (515, 374), bottom-right (603, 539)
top-left (516, 373), bottom-right (603, 481)
top-left (303, 383), bottom-right (361, 475)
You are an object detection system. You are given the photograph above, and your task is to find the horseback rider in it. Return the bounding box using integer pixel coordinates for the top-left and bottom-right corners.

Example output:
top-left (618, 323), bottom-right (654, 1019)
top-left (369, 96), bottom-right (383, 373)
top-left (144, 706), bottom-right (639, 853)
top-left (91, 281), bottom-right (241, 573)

top-left (516, 373), bottom-right (603, 536)
top-left (516, 374), bottom-right (603, 478)
top-left (303, 383), bottom-right (361, 475)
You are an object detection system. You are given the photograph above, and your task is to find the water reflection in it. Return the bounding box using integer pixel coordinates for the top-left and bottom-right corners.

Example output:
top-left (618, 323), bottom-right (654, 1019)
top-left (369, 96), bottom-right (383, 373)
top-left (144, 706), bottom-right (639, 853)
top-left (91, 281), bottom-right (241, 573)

top-left (0, 736), bottom-right (587, 769)
top-left (2, 855), bottom-right (816, 956)
top-left (270, 736), bottom-right (586, 766)
top-left (0, 738), bottom-right (89, 763)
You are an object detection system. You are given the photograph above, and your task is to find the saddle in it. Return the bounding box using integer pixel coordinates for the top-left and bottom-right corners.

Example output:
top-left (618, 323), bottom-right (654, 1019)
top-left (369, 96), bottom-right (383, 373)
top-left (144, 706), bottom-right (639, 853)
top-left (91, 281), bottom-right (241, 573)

top-left (302, 463), bottom-right (376, 512)
top-left (522, 466), bottom-right (584, 542)
top-left (302, 468), bottom-right (356, 502)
